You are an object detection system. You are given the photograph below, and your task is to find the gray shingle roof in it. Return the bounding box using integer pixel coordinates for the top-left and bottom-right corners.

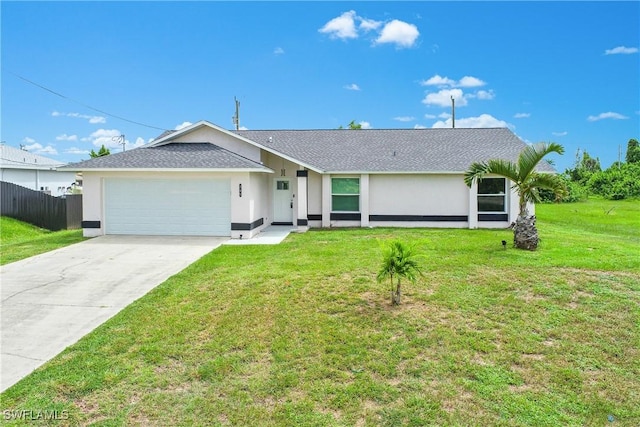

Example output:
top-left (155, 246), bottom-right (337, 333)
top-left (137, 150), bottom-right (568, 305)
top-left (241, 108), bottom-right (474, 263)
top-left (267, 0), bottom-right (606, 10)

top-left (235, 128), bottom-right (556, 173)
top-left (62, 143), bottom-right (271, 171)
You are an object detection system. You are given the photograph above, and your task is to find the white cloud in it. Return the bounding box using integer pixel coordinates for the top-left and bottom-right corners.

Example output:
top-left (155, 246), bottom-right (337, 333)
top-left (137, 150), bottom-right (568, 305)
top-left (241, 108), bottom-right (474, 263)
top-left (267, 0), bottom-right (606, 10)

top-left (393, 116), bottom-right (415, 122)
top-left (420, 75), bottom-right (485, 88)
top-left (375, 19), bottom-right (419, 48)
top-left (23, 142), bottom-right (58, 155)
top-left (604, 46), bottom-right (638, 55)
top-left (320, 11), bottom-right (418, 49)
top-left (413, 124), bottom-right (427, 129)
top-left (514, 113), bottom-right (531, 118)
top-left (424, 114), bottom-right (436, 119)
top-left (344, 83), bottom-right (361, 91)
top-left (422, 88), bottom-right (467, 107)
top-left (65, 147), bottom-right (90, 155)
top-left (22, 137), bottom-right (36, 144)
top-left (552, 131), bottom-right (568, 137)
top-left (587, 112), bottom-right (629, 121)
top-left (273, 47), bottom-right (285, 55)
top-left (84, 129), bottom-right (122, 148)
top-left (56, 133), bottom-right (78, 141)
top-left (131, 137), bottom-right (146, 148)
top-left (431, 114), bottom-right (509, 129)
top-left (175, 121), bottom-right (193, 130)
top-left (23, 142), bottom-right (42, 151)
top-left (319, 10), bottom-right (358, 40)
top-left (472, 90), bottom-right (495, 100)
top-left (38, 146), bottom-right (58, 155)
top-left (83, 129), bottom-right (148, 151)
top-left (458, 76), bottom-right (486, 87)
top-left (359, 18), bottom-right (382, 32)
top-left (52, 111), bottom-right (106, 124)
top-left (438, 112), bottom-right (451, 119)
top-left (359, 121), bottom-right (372, 129)
top-left (420, 74), bottom-right (456, 87)
top-left (239, 126), bottom-right (249, 130)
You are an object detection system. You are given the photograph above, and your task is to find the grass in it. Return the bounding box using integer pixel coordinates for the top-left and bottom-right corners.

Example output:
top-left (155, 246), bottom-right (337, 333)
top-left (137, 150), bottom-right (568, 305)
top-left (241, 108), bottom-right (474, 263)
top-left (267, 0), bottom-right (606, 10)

top-left (1, 198), bottom-right (639, 426)
top-left (0, 216), bottom-right (85, 265)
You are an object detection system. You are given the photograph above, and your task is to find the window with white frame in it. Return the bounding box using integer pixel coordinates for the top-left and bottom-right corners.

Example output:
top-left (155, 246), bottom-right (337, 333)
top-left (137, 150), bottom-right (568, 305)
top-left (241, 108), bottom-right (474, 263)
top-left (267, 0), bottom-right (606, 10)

top-left (331, 177), bottom-right (360, 212)
top-left (477, 178), bottom-right (506, 212)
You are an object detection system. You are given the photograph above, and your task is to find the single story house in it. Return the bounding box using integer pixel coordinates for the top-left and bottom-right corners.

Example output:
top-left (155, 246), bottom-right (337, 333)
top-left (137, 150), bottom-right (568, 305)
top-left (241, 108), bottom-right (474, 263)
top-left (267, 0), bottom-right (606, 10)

top-left (62, 121), bottom-right (553, 238)
top-left (1, 144), bottom-right (77, 197)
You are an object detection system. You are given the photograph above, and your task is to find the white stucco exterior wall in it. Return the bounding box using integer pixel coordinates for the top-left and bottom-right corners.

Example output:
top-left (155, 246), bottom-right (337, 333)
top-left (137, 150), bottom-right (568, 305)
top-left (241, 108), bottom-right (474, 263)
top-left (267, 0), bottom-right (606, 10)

top-left (1, 168), bottom-right (76, 197)
top-left (369, 174), bottom-right (468, 216)
top-left (80, 171), bottom-right (268, 238)
top-left (307, 171), bottom-right (323, 225)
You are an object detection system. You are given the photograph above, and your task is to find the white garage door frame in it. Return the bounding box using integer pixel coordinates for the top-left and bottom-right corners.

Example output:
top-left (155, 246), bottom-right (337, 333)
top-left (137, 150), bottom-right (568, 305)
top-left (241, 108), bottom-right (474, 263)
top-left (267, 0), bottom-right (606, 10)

top-left (104, 178), bottom-right (231, 236)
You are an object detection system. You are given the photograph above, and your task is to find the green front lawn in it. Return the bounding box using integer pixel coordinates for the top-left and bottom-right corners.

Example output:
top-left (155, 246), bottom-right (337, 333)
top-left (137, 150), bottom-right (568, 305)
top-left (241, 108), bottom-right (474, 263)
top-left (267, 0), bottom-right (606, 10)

top-left (0, 217), bottom-right (85, 265)
top-left (1, 199), bottom-right (639, 425)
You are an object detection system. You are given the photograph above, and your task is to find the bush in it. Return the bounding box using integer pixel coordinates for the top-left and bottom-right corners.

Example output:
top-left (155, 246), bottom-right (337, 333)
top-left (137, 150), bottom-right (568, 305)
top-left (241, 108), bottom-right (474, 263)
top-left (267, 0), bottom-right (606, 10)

top-left (539, 174), bottom-right (587, 203)
top-left (587, 163), bottom-right (640, 200)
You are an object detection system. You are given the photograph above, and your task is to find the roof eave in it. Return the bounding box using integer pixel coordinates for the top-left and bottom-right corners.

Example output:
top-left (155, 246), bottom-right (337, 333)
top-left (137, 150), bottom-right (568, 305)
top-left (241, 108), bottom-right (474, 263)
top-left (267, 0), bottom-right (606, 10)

top-left (58, 167), bottom-right (274, 173)
top-left (323, 170), bottom-right (466, 175)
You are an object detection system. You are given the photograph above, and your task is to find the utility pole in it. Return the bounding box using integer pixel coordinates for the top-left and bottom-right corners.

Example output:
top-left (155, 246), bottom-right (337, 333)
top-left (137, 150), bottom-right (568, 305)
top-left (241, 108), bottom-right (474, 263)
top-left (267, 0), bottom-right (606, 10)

top-left (232, 97), bottom-right (240, 130)
top-left (112, 134), bottom-right (125, 152)
top-left (451, 96), bottom-right (456, 128)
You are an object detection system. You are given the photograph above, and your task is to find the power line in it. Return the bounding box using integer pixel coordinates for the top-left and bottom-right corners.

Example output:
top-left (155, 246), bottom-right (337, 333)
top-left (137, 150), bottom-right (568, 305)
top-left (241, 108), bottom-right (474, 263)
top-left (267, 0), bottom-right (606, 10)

top-left (6, 70), bottom-right (169, 131)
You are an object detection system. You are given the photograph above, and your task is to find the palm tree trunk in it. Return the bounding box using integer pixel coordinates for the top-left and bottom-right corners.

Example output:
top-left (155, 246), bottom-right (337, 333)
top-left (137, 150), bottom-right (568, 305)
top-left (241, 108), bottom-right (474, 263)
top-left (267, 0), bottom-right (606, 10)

top-left (392, 279), bottom-right (402, 305)
top-left (513, 215), bottom-right (539, 250)
top-left (513, 195), bottom-right (539, 250)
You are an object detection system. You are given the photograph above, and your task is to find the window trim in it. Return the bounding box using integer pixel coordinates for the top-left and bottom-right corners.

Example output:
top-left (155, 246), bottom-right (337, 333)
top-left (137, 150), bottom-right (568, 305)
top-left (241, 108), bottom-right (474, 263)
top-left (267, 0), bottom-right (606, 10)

top-left (331, 177), bottom-right (360, 213)
top-left (477, 177), bottom-right (507, 213)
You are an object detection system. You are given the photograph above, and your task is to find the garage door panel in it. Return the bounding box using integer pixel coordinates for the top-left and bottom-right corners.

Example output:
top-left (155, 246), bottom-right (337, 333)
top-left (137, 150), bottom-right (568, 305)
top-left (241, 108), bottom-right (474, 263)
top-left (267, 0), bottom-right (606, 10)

top-left (105, 178), bottom-right (230, 236)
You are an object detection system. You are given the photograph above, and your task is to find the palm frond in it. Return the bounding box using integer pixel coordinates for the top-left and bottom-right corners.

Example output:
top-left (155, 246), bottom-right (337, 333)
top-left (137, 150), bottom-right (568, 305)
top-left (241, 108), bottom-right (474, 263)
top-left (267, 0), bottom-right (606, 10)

top-left (524, 173), bottom-right (567, 203)
top-left (517, 142), bottom-right (565, 182)
top-left (377, 241), bottom-right (422, 284)
top-left (463, 162), bottom-right (490, 187)
top-left (484, 159), bottom-right (520, 182)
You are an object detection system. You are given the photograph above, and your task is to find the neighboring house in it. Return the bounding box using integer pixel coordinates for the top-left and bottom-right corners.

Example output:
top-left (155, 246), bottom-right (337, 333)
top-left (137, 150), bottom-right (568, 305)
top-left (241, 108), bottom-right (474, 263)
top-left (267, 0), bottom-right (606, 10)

top-left (0, 144), bottom-right (77, 197)
top-left (61, 121), bottom-right (554, 238)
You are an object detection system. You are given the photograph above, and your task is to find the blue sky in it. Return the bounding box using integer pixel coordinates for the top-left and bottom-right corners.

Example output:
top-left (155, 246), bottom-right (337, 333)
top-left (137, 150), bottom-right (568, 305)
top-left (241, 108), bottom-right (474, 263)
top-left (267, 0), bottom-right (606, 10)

top-left (2, 1), bottom-right (638, 171)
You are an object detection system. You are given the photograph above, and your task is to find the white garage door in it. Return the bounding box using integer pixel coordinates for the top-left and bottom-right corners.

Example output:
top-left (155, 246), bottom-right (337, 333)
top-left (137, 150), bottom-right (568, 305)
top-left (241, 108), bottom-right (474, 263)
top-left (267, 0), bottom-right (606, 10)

top-left (105, 178), bottom-right (231, 236)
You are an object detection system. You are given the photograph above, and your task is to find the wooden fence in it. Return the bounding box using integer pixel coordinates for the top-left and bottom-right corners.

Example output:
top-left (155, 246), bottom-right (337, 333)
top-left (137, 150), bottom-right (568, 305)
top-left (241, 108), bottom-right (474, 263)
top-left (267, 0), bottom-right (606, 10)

top-left (1, 181), bottom-right (82, 231)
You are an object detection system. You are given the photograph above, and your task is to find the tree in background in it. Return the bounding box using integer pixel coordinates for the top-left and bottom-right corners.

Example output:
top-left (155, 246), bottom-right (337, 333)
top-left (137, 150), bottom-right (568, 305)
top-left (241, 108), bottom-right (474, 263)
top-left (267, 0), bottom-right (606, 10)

top-left (89, 145), bottom-right (110, 158)
top-left (626, 138), bottom-right (640, 164)
top-left (566, 149), bottom-right (601, 185)
top-left (338, 120), bottom-right (362, 130)
top-left (464, 142), bottom-right (566, 250)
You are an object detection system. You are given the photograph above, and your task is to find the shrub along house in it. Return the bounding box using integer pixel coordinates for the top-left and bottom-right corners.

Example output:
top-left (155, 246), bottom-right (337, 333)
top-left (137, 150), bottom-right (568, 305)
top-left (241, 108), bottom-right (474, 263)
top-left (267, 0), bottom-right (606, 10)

top-left (61, 121), bottom-right (553, 239)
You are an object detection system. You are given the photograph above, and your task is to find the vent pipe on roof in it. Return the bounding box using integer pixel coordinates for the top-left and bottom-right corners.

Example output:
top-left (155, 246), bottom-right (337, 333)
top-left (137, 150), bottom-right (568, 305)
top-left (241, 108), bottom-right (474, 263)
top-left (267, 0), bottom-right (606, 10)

top-left (451, 96), bottom-right (456, 128)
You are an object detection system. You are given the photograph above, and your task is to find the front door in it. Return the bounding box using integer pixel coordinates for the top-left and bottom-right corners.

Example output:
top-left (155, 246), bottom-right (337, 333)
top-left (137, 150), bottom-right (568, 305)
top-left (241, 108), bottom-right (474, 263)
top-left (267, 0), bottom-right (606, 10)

top-left (273, 179), bottom-right (293, 224)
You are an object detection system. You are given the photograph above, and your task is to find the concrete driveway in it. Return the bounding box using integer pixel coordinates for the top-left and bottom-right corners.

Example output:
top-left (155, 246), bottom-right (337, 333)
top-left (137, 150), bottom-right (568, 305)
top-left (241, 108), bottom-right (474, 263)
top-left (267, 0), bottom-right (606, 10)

top-left (1, 235), bottom-right (226, 392)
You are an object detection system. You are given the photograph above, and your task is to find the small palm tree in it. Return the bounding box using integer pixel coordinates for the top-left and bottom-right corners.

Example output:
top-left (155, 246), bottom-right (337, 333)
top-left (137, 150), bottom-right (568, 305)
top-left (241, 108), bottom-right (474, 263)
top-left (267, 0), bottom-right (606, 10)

top-left (377, 241), bottom-right (422, 305)
top-left (464, 142), bottom-right (566, 250)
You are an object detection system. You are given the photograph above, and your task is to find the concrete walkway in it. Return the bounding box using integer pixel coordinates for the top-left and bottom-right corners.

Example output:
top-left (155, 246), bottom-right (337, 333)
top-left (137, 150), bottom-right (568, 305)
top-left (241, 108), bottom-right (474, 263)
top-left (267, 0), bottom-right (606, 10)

top-left (0, 235), bottom-right (225, 392)
top-left (224, 225), bottom-right (296, 245)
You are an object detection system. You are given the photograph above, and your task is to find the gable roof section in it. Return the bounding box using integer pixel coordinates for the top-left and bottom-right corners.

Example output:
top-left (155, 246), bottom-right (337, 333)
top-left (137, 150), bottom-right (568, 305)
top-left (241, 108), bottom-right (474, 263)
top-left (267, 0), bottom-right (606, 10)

top-left (60, 143), bottom-right (273, 172)
top-left (235, 128), bottom-right (556, 173)
top-left (1, 144), bottom-right (66, 170)
top-left (150, 120), bottom-right (322, 172)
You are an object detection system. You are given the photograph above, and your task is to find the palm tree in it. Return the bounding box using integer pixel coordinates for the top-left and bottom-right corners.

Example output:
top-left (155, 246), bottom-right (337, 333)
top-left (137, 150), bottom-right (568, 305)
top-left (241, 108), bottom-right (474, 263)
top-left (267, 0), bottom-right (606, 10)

top-left (464, 142), bottom-right (566, 250)
top-left (377, 241), bottom-right (422, 305)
